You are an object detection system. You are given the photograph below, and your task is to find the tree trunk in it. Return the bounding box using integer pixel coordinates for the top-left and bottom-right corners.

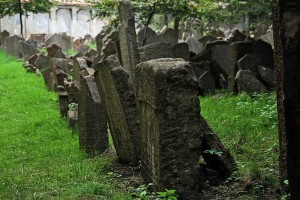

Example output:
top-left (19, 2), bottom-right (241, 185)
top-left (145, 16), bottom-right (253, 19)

top-left (271, 0), bottom-right (300, 199)
top-left (18, 0), bottom-right (23, 37)
top-left (173, 17), bottom-right (179, 40)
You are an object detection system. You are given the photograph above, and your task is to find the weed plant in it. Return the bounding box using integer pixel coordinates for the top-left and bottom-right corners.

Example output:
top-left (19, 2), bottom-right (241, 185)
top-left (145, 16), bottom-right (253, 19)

top-left (200, 91), bottom-right (280, 198)
top-left (0, 51), bottom-right (131, 199)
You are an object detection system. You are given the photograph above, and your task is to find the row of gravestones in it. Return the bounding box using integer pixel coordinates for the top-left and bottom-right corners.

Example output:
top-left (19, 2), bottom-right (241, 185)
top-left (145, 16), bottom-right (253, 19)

top-left (2, 31), bottom-right (235, 199)
top-left (2, 2), bottom-right (274, 198)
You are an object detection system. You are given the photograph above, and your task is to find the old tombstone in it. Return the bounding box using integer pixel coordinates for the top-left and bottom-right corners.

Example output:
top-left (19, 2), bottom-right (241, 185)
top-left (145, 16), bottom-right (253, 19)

top-left (50, 58), bottom-right (71, 90)
top-left (210, 42), bottom-right (230, 78)
top-left (198, 35), bottom-right (218, 46)
top-left (160, 28), bottom-right (178, 45)
top-left (235, 69), bottom-right (267, 95)
top-left (252, 39), bottom-right (274, 69)
top-left (78, 75), bottom-right (108, 155)
top-left (57, 85), bottom-right (69, 117)
top-left (94, 55), bottom-right (141, 165)
top-left (28, 54), bottom-right (39, 65)
top-left (118, 1), bottom-right (140, 83)
top-left (45, 33), bottom-right (71, 52)
top-left (137, 26), bottom-right (156, 47)
top-left (185, 35), bottom-right (203, 54)
top-left (5, 35), bottom-right (24, 58)
top-left (54, 48), bottom-right (66, 59)
top-left (73, 57), bottom-right (88, 85)
top-left (172, 43), bottom-right (190, 60)
top-left (227, 30), bottom-right (246, 44)
top-left (0, 30), bottom-right (9, 46)
top-left (35, 54), bottom-right (54, 91)
top-left (135, 58), bottom-right (236, 199)
top-left (228, 41), bottom-right (253, 93)
top-left (95, 32), bottom-right (105, 56)
top-left (47, 44), bottom-right (62, 58)
top-left (139, 43), bottom-right (174, 63)
top-left (19, 40), bottom-right (38, 60)
top-left (257, 65), bottom-right (275, 89)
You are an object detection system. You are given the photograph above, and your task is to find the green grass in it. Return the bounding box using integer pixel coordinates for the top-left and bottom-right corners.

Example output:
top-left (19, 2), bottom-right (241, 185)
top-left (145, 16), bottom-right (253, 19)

top-left (0, 51), bottom-right (131, 200)
top-left (201, 91), bottom-right (280, 198)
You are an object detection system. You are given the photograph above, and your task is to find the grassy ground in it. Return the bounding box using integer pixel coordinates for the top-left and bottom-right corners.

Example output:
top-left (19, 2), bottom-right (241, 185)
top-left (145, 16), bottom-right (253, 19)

top-left (0, 51), bottom-right (131, 199)
top-left (200, 91), bottom-right (281, 199)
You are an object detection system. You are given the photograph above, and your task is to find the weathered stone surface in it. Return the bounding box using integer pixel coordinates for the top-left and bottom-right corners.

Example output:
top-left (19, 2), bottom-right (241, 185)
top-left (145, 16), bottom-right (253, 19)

top-left (54, 48), bottom-right (66, 59)
top-left (95, 32), bottom-right (105, 56)
top-left (139, 43), bottom-right (174, 63)
top-left (190, 48), bottom-right (212, 63)
top-left (57, 85), bottom-right (68, 117)
top-left (235, 69), bottom-right (267, 95)
top-left (135, 58), bottom-right (236, 199)
top-left (28, 54), bottom-right (39, 65)
top-left (78, 44), bottom-right (90, 55)
top-left (35, 54), bottom-right (55, 91)
top-left (257, 65), bottom-right (275, 89)
top-left (253, 39), bottom-right (274, 69)
top-left (64, 79), bottom-right (80, 103)
top-left (47, 44), bottom-right (62, 58)
top-left (211, 43), bottom-right (230, 78)
top-left (185, 35), bottom-right (203, 54)
top-left (50, 58), bottom-right (71, 90)
top-left (5, 35), bottom-right (24, 58)
top-left (228, 41), bottom-right (253, 93)
top-left (118, 1), bottom-right (140, 82)
top-left (18, 40), bottom-right (38, 60)
top-left (78, 75), bottom-right (108, 155)
top-left (45, 33), bottom-right (71, 52)
top-left (198, 35), bottom-right (218, 46)
top-left (94, 55), bottom-right (141, 165)
top-left (84, 49), bottom-right (97, 58)
top-left (172, 43), bottom-right (190, 60)
top-left (73, 57), bottom-right (88, 85)
top-left (227, 30), bottom-right (246, 44)
top-left (137, 26), bottom-right (156, 47)
top-left (0, 30), bottom-right (9, 46)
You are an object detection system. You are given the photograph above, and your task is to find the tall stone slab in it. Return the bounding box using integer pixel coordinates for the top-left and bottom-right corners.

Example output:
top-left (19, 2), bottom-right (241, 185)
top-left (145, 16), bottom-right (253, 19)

top-left (94, 55), bottom-right (141, 165)
top-left (95, 32), bottom-right (105, 56)
top-left (0, 30), bottom-right (9, 46)
top-left (228, 41), bottom-right (253, 93)
top-left (135, 58), bottom-right (236, 199)
top-left (78, 75), bottom-right (108, 155)
top-left (118, 1), bottom-right (140, 83)
top-left (5, 35), bottom-right (24, 58)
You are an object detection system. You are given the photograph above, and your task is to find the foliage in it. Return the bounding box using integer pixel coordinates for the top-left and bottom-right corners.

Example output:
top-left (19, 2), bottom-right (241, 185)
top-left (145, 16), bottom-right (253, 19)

top-left (0, 0), bottom-right (53, 18)
top-left (201, 91), bottom-right (280, 198)
top-left (157, 189), bottom-right (178, 200)
top-left (90, 0), bottom-right (270, 33)
top-left (0, 50), bottom-right (131, 199)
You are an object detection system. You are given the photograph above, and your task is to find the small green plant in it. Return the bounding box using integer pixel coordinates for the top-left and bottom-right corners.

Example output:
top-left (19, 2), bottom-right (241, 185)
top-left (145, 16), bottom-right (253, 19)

top-left (157, 189), bottom-right (178, 200)
top-left (203, 149), bottom-right (223, 157)
top-left (133, 183), bottom-right (154, 200)
top-left (68, 102), bottom-right (76, 111)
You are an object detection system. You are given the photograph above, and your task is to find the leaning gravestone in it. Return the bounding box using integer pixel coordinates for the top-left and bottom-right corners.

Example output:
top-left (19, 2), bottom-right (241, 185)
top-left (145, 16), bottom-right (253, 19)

top-left (95, 32), bottom-right (105, 56)
top-left (235, 69), bottom-right (267, 95)
top-left (172, 42), bottom-right (190, 60)
top-left (57, 85), bottom-right (69, 117)
top-left (45, 33), bottom-right (71, 52)
top-left (228, 41), bottom-right (253, 93)
top-left (137, 26), bottom-right (156, 47)
top-left (135, 58), bottom-right (236, 199)
top-left (118, 1), bottom-right (140, 83)
top-left (78, 75), bottom-right (108, 155)
top-left (18, 40), bottom-right (39, 60)
top-left (35, 54), bottom-right (54, 91)
top-left (47, 43), bottom-right (62, 58)
top-left (5, 35), bottom-right (24, 58)
top-left (94, 55), bottom-right (141, 165)
top-left (185, 35), bottom-right (204, 54)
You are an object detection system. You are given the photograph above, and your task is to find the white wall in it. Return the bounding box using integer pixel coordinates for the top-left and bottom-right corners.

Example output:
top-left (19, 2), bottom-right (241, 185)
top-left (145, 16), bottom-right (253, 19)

top-left (0, 5), bottom-right (107, 39)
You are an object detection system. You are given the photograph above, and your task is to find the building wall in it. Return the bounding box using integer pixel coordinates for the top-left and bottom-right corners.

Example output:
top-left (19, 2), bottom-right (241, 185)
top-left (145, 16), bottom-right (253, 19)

top-left (0, 5), bottom-right (107, 39)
